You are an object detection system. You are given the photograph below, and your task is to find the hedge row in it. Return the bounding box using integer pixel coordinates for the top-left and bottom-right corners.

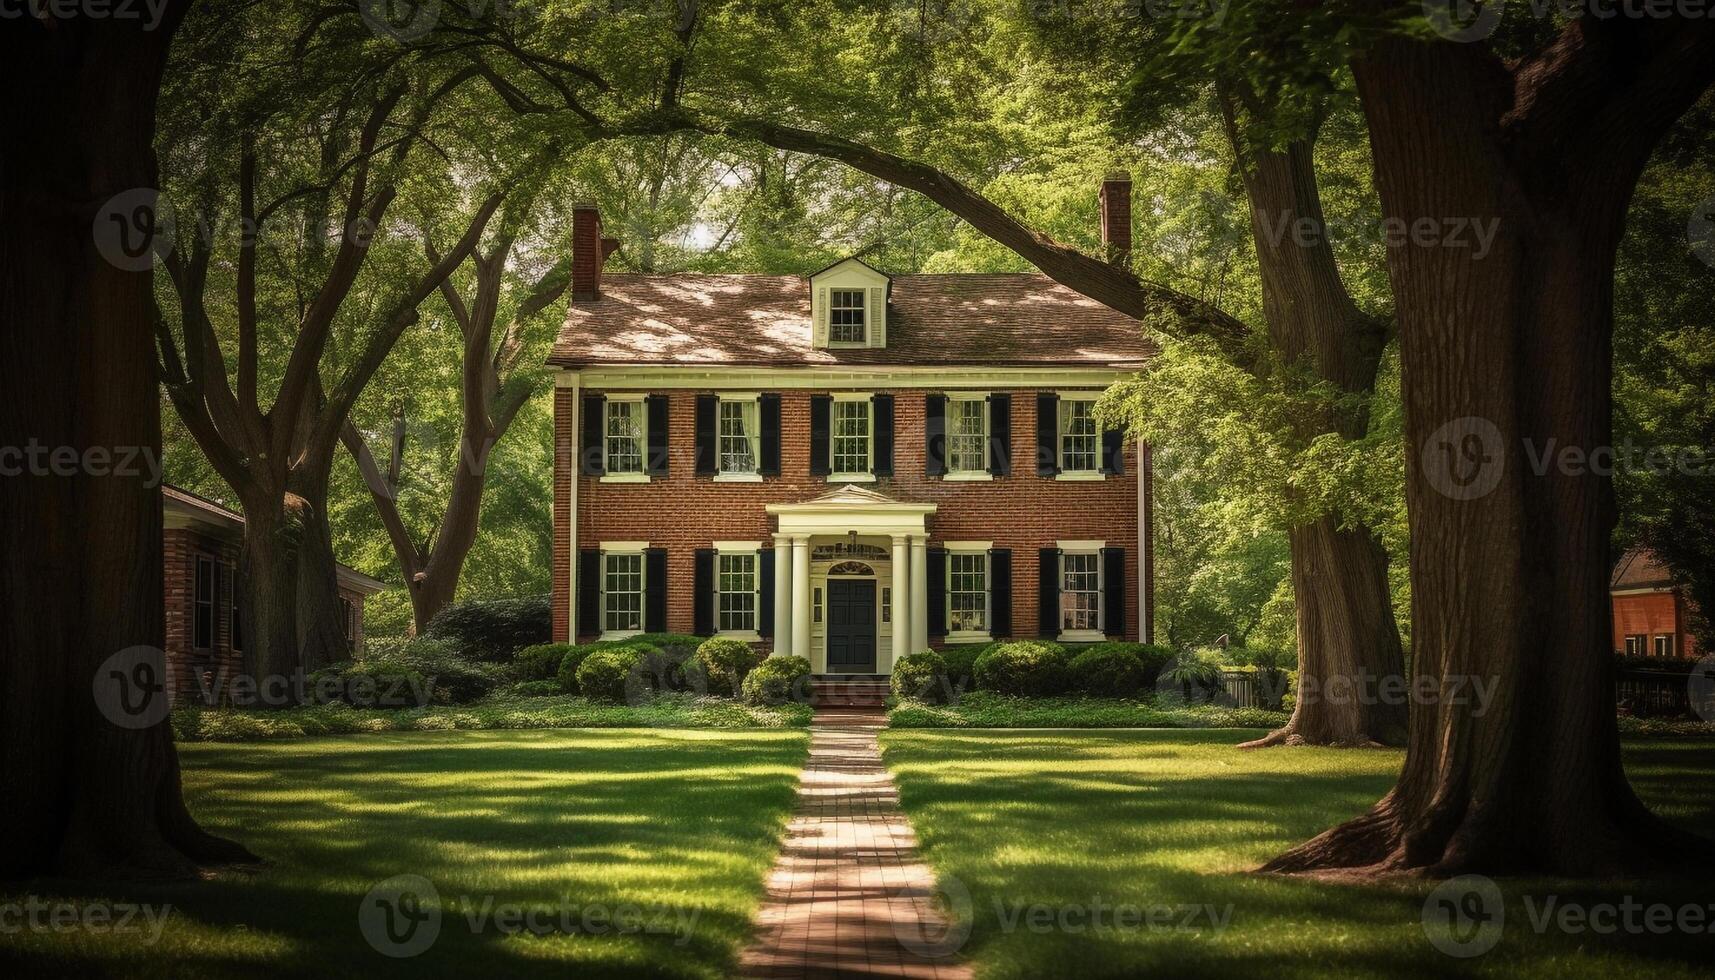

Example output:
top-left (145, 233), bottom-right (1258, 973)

top-left (891, 641), bottom-right (1176, 702)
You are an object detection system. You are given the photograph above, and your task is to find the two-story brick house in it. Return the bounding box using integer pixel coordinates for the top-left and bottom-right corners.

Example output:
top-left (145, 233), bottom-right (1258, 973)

top-left (549, 178), bottom-right (1155, 676)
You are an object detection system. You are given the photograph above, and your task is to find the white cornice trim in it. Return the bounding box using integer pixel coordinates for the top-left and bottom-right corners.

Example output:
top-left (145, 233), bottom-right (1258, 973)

top-left (555, 365), bottom-right (1134, 390)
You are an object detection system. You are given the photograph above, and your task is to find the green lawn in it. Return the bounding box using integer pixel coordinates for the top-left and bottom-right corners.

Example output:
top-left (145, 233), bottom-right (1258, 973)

top-left (881, 729), bottom-right (1715, 979)
top-left (1, 729), bottom-right (809, 979)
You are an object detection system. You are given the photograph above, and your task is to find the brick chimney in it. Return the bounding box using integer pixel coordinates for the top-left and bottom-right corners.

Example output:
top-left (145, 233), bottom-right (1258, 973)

top-left (1099, 173), bottom-right (1132, 268)
top-left (572, 204), bottom-right (620, 300)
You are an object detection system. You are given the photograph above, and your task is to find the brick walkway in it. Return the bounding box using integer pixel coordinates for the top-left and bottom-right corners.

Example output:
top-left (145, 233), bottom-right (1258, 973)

top-left (738, 708), bottom-right (973, 979)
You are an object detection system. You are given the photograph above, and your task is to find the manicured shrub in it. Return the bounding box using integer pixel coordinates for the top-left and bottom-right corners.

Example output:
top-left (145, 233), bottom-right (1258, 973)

top-left (742, 655), bottom-right (812, 706)
top-left (973, 641), bottom-right (1070, 696)
top-left (357, 637), bottom-right (508, 704)
top-left (505, 680), bottom-right (562, 697)
top-left (514, 643), bottom-right (574, 682)
top-left (624, 633), bottom-right (706, 659)
top-left (576, 646), bottom-right (649, 702)
top-left (1158, 648), bottom-right (1226, 704)
top-left (423, 594), bottom-right (551, 662)
top-left (891, 651), bottom-right (951, 703)
top-left (1068, 644), bottom-right (1149, 696)
top-left (696, 637), bottom-right (760, 696)
top-left (555, 644), bottom-right (604, 693)
top-left (939, 642), bottom-right (993, 691)
top-left (304, 661), bottom-right (431, 708)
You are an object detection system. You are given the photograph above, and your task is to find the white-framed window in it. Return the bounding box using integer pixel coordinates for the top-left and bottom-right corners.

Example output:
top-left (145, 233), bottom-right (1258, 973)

top-left (717, 551), bottom-right (759, 634)
top-left (947, 551), bottom-right (989, 635)
top-left (947, 396), bottom-right (988, 475)
top-left (1654, 634), bottom-right (1676, 658)
top-left (602, 551), bottom-right (645, 634)
top-left (813, 587), bottom-right (824, 624)
top-left (193, 555), bottom-right (216, 650)
top-left (1625, 634), bottom-right (1647, 656)
top-left (1061, 551), bottom-right (1102, 634)
top-left (829, 289), bottom-right (866, 344)
top-left (882, 587), bottom-right (892, 624)
top-left (831, 398), bottom-right (872, 477)
top-left (604, 396), bottom-right (646, 476)
top-left (1059, 398), bottom-right (1100, 474)
top-left (718, 397), bottom-right (760, 477)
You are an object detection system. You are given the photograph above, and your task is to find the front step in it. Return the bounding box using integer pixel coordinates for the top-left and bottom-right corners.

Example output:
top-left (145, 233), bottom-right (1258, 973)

top-left (810, 676), bottom-right (890, 708)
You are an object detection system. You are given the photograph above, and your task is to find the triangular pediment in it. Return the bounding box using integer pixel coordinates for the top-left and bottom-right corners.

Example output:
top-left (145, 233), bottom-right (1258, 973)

top-left (806, 484), bottom-right (898, 507)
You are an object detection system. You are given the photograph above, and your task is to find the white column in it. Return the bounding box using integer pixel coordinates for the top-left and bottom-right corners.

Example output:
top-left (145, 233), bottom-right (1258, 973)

top-left (891, 534), bottom-right (912, 659)
top-left (790, 535), bottom-right (812, 665)
top-left (910, 534), bottom-right (930, 654)
top-left (773, 535), bottom-right (793, 657)
top-left (1137, 437), bottom-right (1152, 644)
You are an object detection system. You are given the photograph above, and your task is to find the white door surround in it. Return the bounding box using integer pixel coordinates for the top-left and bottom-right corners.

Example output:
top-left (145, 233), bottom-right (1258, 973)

top-left (767, 486), bottom-right (936, 675)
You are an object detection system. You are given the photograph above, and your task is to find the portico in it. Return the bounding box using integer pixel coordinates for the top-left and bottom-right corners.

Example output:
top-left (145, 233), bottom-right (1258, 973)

top-left (766, 486), bottom-right (936, 675)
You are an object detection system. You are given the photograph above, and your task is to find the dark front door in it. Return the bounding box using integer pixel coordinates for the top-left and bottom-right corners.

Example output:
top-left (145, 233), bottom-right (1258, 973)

top-left (826, 579), bottom-right (877, 674)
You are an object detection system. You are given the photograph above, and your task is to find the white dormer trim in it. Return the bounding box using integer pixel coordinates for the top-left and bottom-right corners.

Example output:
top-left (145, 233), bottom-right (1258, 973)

top-left (809, 257), bottom-right (890, 352)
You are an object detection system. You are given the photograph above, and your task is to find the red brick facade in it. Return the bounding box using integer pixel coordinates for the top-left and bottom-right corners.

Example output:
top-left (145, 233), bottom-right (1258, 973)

top-left (551, 386), bottom-right (1151, 651)
top-left (1612, 590), bottom-right (1699, 660)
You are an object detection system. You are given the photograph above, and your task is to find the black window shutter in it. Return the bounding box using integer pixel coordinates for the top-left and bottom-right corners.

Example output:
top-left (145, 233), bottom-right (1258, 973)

top-left (872, 393), bottom-right (895, 477)
top-left (1038, 547), bottom-right (1061, 638)
top-left (809, 395), bottom-right (832, 476)
top-left (759, 549), bottom-right (775, 637)
top-left (646, 395), bottom-right (670, 476)
top-left (1102, 547), bottom-right (1127, 636)
top-left (1101, 427), bottom-right (1125, 476)
top-left (924, 393), bottom-right (947, 477)
top-left (988, 394), bottom-right (1011, 476)
top-left (759, 394), bottom-right (782, 476)
top-left (578, 548), bottom-right (601, 637)
top-left (695, 395), bottom-right (717, 476)
top-left (581, 394), bottom-right (606, 476)
top-left (926, 547), bottom-right (947, 638)
top-left (988, 548), bottom-right (1012, 637)
top-left (645, 548), bottom-right (668, 633)
top-left (1036, 393), bottom-right (1060, 477)
top-left (693, 549), bottom-right (715, 636)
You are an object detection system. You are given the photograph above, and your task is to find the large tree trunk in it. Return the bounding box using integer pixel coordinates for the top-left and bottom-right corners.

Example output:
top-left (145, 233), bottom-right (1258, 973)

top-left (1265, 33), bottom-right (1711, 876)
top-left (235, 487), bottom-right (308, 690)
top-left (290, 452), bottom-right (351, 670)
top-left (1, 11), bottom-right (255, 877)
top-left (1219, 92), bottom-right (1408, 748)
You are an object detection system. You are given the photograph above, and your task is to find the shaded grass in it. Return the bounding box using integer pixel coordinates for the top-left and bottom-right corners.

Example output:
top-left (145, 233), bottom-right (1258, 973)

top-left (881, 729), bottom-right (1715, 980)
top-left (0, 728), bottom-right (809, 979)
top-left (172, 693), bottom-right (812, 742)
top-left (889, 691), bottom-right (1289, 729)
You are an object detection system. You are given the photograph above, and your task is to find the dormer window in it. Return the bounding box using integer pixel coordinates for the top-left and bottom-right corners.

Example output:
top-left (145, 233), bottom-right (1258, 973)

top-left (810, 257), bottom-right (889, 351)
top-left (829, 289), bottom-right (867, 344)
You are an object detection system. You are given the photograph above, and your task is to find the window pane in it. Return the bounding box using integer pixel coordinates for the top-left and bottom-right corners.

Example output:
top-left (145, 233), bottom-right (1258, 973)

top-left (606, 401), bottom-right (643, 473)
top-left (948, 398), bottom-right (987, 473)
top-left (719, 399), bottom-right (757, 474)
top-left (1061, 553), bottom-right (1101, 632)
top-left (829, 289), bottom-right (866, 343)
top-left (947, 552), bottom-right (988, 633)
top-left (603, 553), bottom-right (644, 632)
top-left (1060, 399), bottom-right (1099, 473)
top-left (832, 401), bottom-right (871, 474)
top-left (717, 552), bottom-right (757, 632)
top-left (194, 557), bottom-right (214, 649)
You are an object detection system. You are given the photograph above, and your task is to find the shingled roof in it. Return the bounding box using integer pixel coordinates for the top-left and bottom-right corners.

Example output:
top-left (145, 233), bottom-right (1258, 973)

top-left (549, 273), bottom-right (1152, 369)
top-left (1611, 547), bottom-right (1679, 591)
